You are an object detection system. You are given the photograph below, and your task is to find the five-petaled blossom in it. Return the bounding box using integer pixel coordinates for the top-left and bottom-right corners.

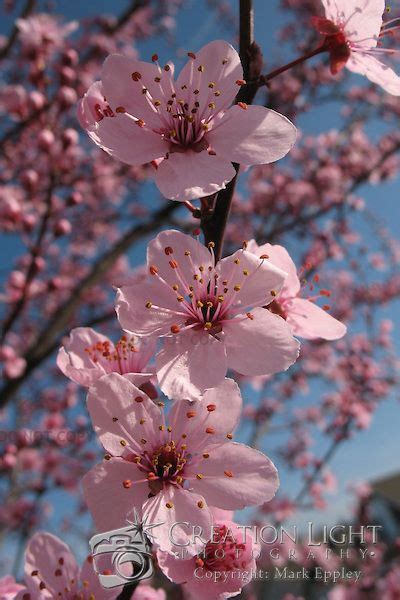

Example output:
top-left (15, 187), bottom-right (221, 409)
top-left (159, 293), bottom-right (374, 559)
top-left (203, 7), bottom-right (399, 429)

top-left (14, 531), bottom-right (118, 599)
top-left (57, 327), bottom-right (156, 388)
top-left (247, 240), bottom-right (347, 340)
top-left (312, 0), bottom-right (400, 95)
top-left (78, 40), bottom-right (297, 201)
top-left (157, 508), bottom-right (260, 600)
top-left (116, 230), bottom-right (300, 399)
top-left (82, 374), bottom-right (279, 555)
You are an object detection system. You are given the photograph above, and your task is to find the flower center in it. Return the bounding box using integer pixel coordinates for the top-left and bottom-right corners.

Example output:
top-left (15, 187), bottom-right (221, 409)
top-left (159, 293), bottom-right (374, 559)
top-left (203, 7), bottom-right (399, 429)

top-left (84, 336), bottom-right (140, 375)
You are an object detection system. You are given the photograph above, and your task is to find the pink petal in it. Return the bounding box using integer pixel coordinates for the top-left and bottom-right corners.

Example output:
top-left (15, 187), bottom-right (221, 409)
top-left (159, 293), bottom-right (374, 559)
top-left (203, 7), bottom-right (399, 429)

top-left (57, 327), bottom-right (109, 386)
top-left (132, 585), bottom-right (166, 600)
top-left (101, 54), bottom-right (165, 128)
top-left (168, 378), bottom-right (242, 446)
top-left (207, 105), bottom-right (297, 165)
top-left (321, 0), bottom-right (384, 46)
top-left (87, 373), bottom-right (160, 455)
top-left (24, 532), bottom-right (79, 597)
top-left (93, 114), bottom-right (167, 166)
top-left (77, 81), bottom-right (105, 130)
top-left (143, 485), bottom-right (212, 555)
top-left (147, 230), bottom-right (214, 288)
top-left (155, 330), bottom-right (227, 400)
top-left (223, 307), bottom-right (300, 376)
top-left (188, 441), bottom-right (279, 509)
top-left (347, 53), bottom-right (400, 96)
top-left (116, 280), bottom-right (186, 337)
top-left (286, 297), bottom-right (347, 340)
top-left (176, 40), bottom-right (243, 112)
top-left (215, 249), bottom-right (287, 310)
top-left (82, 459), bottom-right (149, 532)
top-left (0, 576), bottom-right (26, 599)
top-left (79, 558), bottom-right (118, 599)
top-left (155, 150), bottom-right (236, 201)
top-left (247, 240), bottom-right (300, 298)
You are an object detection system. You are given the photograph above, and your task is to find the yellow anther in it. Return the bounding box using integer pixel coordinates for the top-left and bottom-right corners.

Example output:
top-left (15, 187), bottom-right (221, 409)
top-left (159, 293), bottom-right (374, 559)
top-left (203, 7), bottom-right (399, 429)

top-left (204, 322), bottom-right (213, 330)
top-left (196, 473), bottom-right (203, 480)
top-left (234, 285), bottom-right (241, 292)
top-left (145, 301), bottom-right (152, 308)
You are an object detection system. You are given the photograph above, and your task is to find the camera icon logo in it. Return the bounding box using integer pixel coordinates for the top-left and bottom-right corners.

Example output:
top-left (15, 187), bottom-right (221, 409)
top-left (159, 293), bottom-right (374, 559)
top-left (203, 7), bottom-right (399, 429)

top-left (89, 512), bottom-right (163, 589)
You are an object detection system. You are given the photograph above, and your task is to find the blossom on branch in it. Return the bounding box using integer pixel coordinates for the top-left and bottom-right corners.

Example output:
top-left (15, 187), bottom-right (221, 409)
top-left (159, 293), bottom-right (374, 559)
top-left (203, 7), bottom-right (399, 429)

top-left (313, 0), bottom-right (400, 95)
top-left (82, 374), bottom-right (279, 555)
top-left (247, 240), bottom-right (347, 340)
top-left (116, 230), bottom-right (300, 399)
top-left (57, 326), bottom-right (156, 388)
top-left (78, 40), bottom-right (297, 201)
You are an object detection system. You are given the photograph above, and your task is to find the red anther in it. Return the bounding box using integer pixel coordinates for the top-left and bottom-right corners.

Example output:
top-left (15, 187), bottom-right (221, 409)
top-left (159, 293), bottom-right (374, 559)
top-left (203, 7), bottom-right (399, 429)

top-left (237, 102), bottom-right (247, 110)
top-left (186, 411), bottom-right (197, 418)
top-left (207, 404), bottom-right (216, 412)
top-left (151, 54), bottom-right (159, 62)
top-left (164, 246), bottom-right (173, 255)
top-left (171, 324), bottom-right (181, 334)
top-left (122, 479), bottom-right (132, 489)
top-left (320, 289), bottom-right (331, 297)
top-left (134, 396), bottom-right (144, 403)
top-left (188, 52), bottom-right (196, 59)
top-left (323, 304), bottom-right (331, 311)
top-left (131, 71), bottom-right (142, 81)
top-left (206, 427), bottom-right (215, 434)
top-left (169, 259), bottom-right (178, 269)
top-left (193, 228), bottom-right (201, 236)
top-left (136, 119), bottom-right (145, 127)
top-left (236, 79), bottom-right (246, 85)
top-left (149, 265), bottom-right (158, 275)
top-left (260, 254), bottom-right (269, 259)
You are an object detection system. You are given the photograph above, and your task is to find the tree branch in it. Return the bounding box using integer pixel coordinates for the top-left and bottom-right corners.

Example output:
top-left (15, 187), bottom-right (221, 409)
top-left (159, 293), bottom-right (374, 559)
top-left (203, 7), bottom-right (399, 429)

top-left (0, 201), bottom-right (179, 408)
top-left (200, 0), bottom-right (260, 260)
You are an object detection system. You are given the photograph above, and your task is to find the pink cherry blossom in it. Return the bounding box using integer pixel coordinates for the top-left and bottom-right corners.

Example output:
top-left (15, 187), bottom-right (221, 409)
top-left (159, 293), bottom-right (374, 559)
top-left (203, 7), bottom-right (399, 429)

top-left (247, 240), bottom-right (347, 340)
top-left (157, 508), bottom-right (259, 600)
top-left (16, 14), bottom-right (78, 53)
top-left (78, 40), bottom-right (297, 200)
top-left (116, 230), bottom-right (300, 399)
top-left (0, 575), bottom-right (25, 599)
top-left (57, 327), bottom-right (156, 388)
top-left (132, 585), bottom-right (166, 600)
top-left (313, 0), bottom-right (400, 95)
top-left (15, 531), bottom-right (117, 599)
top-left (82, 373), bottom-right (279, 555)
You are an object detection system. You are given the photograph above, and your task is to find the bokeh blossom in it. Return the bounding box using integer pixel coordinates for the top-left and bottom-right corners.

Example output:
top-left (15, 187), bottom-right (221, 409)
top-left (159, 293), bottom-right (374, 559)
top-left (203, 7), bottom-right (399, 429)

top-left (313, 0), bottom-right (400, 94)
top-left (78, 40), bottom-right (297, 200)
top-left (83, 374), bottom-right (279, 555)
top-left (247, 240), bottom-right (347, 340)
top-left (117, 230), bottom-right (300, 399)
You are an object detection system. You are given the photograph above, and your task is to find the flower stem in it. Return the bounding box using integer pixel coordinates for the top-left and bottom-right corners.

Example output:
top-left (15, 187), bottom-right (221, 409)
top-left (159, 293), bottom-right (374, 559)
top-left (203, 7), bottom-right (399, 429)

top-left (260, 43), bottom-right (328, 84)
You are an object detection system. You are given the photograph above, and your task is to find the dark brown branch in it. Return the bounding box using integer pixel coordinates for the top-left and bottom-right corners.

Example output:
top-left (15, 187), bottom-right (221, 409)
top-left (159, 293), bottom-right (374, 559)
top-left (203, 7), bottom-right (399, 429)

top-left (200, 0), bottom-right (260, 260)
top-left (0, 201), bottom-right (179, 408)
top-left (0, 0), bottom-right (36, 61)
top-left (1, 175), bottom-right (55, 344)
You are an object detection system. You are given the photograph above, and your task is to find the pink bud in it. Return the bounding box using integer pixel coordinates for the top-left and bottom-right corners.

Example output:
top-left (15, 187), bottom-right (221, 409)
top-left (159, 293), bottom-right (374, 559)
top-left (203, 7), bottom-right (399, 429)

top-left (58, 86), bottom-right (77, 108)
top-left (53, 218), bottom-right (71, 237)
top-left (38, 129), bottom-right (55, 151)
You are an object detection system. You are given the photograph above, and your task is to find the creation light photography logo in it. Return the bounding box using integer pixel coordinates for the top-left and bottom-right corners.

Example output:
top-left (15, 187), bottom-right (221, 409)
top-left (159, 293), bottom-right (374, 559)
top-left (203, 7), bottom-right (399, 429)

top-left (89, 512), bottom-right (162, 589)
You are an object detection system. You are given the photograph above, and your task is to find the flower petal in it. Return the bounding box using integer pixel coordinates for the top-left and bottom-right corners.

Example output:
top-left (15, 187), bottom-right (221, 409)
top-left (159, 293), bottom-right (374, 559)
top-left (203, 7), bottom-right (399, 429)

top-left (93, 114), bottom-right (167, 165)
top-left (168, 378), bottom-right (242, 447)
top-left (347, 53), bottom-right (400, 96)
top-left (321, 0), bottom-right (384, 46)
top-left (223, 307), bottom-right (300, 376)
top-left (147, 229), bottom-right (214, 288)
top-left (176, 40), bottom-right (243, 112)
top-left (87, 373), bottom-right (161, 455)
top-left (143, 486), bottom-right (212, 555)
top-left (208, 105), bottom-right (297, 165)
top-left (82, 459), bottom-right (149, 532)
top-left (286, 297), bottom-right (347, 340)
top-left (155, 150), bottom-right (236, 201)
top-left (156, 330), bottom-right (227, 399)
top-left (56, 327), bottom-right (109, 386)
top-left (24, 532), bottom-right (79, 597)
top-left (116, 280), bottom-right (186, 337)
top-left (246, 240), bottom-right (300, 298)
top-left (215, 249), bottom-right (287, 310)
top-left (101, 54), bottom-right (165, 128)
top-left (188, 442), bottom-right (279, 509)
